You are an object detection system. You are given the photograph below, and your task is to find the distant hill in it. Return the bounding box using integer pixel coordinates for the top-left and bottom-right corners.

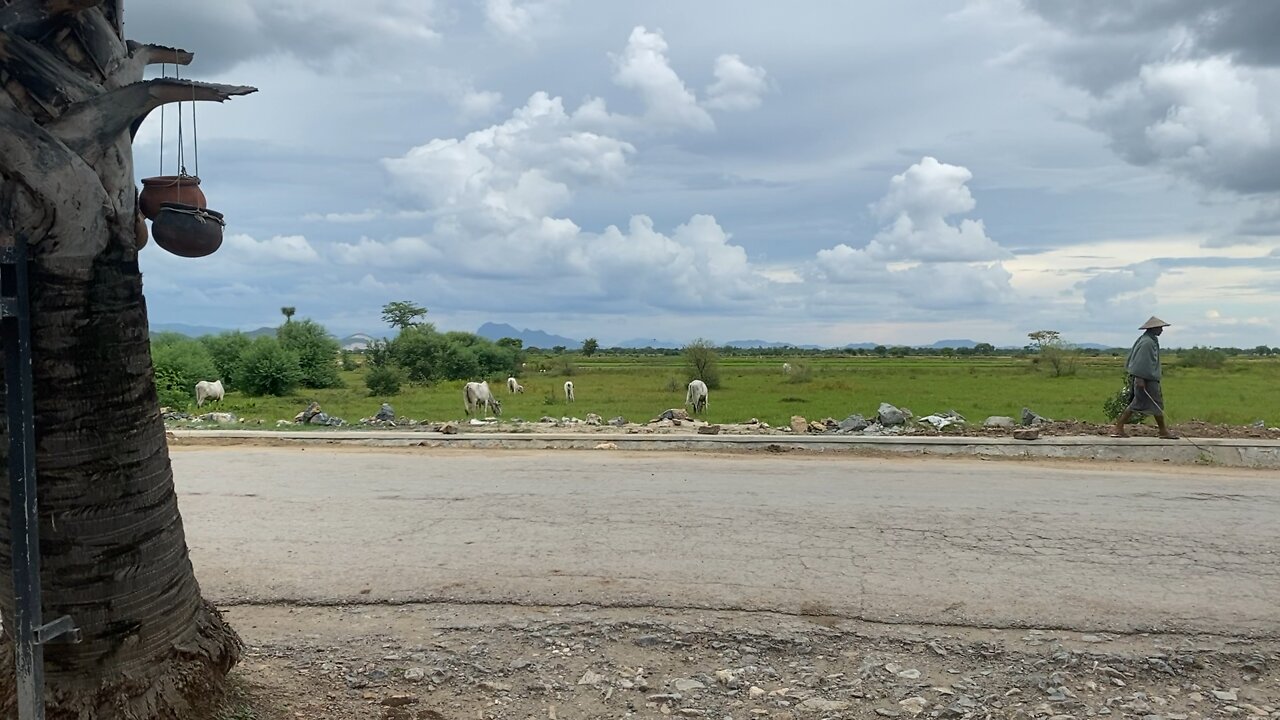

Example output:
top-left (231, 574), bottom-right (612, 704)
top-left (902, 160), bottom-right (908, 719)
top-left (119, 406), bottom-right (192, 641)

top-left (476, 322), bottom-right (581, 349)
top-left (615, 337), bottom-right (682, 349)
top-left (843, 342), bottom-right (881, 350)
top-left (926, 339), bottom-right (978, 349)
top-left (150, 322), bottom-right (228, 337)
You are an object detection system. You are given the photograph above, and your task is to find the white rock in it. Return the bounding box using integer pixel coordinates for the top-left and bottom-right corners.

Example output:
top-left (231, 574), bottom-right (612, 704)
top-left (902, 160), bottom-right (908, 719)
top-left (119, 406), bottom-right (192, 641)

top-left (748, 686), bottom-right (766, 699)
top-left (899, 697), bottom-right (928, 715)
top-left (800, 698), bottom-right (850, 712)
top-left (897, 669), bottom-right (921, 680)
top-left (1212, 690), bottom-right (1238, 702)
top-left (673, 679), bottom-right (705, 692)
top-left (578, 669), bottom-right (605, 685)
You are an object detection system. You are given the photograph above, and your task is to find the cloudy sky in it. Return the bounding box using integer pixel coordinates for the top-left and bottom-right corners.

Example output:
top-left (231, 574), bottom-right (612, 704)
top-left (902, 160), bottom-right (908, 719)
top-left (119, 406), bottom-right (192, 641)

top-left (129, 0), bottom-right (1280, 348)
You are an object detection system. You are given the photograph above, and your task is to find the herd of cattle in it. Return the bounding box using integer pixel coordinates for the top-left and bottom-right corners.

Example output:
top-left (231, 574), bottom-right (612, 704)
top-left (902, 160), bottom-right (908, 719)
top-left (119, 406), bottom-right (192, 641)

top-left (191, 361), bottom-right (798, 417)
top-left (461, 377), bottom-right (701, 417)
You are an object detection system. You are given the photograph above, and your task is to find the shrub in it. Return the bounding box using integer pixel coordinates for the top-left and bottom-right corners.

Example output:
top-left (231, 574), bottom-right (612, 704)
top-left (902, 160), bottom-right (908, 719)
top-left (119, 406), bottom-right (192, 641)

top-left (340, 350), bottom-right (359, 371)
top-left (151, 333), bottom-right (218, 409)
top-left (1102, 375), bottom-right (1145, 423)
top-left (278, 318), bottom-right (343, 388)
top-left (1040, 344), bottom-right (1080, 377)
top-left (365, 364), bottom-right (404, 396)
top-left (236, 337), bottom-right (303, 396)
top-left (199, 331), bottom-right (251, 389)
top-left (1179, 346), bottom-right (1226, 369)
top-left (683, 338), bottom-right (721, 389)
top-left (389, 326), bottom-right (520, 383)
top-left (551, 357), bottom-right (577, 377)
top-left (785, 361), bottom-right (814, 384)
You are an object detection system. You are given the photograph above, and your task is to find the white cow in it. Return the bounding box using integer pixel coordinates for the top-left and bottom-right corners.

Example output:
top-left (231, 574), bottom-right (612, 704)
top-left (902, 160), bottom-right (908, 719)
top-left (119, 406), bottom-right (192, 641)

top-left (463, 381), bottom-right (502, 417)
top-left (563, 380), bottom-right (575, 403)
top-left (782, 362), bottom-right (793, 374)
top-left (195, 379), bottom-right (224, 407)
top-left (507, 376), bottom-right (524, 394)
top-left (686, 379), bottom-right (709, 414)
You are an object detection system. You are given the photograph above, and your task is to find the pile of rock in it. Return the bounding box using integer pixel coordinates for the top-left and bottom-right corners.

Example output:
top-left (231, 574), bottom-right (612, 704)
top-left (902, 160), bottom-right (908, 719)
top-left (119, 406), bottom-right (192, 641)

top-left (292, 401), bottom-right (346, 427)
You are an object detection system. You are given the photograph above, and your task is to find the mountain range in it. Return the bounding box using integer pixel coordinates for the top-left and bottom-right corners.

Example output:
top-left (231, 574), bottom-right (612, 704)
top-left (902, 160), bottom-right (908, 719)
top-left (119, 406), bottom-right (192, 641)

top-left (149, 321), bottom-right (1119, 352)
top-left (475, 322), bottom-right (582, 349)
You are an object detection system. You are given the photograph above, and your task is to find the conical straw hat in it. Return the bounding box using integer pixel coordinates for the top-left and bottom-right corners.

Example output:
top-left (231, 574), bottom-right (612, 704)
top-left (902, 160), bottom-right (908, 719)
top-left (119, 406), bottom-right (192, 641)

top-left (1139, 316), bottom-right (1170, 329)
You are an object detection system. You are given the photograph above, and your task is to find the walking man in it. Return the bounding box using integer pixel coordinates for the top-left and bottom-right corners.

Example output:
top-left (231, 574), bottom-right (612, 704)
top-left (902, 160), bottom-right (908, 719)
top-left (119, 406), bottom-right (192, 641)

top-left (1112, 316), bottom-right (1179, 439)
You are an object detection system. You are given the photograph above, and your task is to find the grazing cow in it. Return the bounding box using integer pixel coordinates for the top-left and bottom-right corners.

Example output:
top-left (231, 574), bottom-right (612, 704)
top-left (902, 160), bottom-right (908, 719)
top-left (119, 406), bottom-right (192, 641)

top-left (195, 379), bottom-right (224, 407)
top-left (563, 380), bottom-right (575, 403)
top-left (686, 379), bottom-right (709, 414)
top-left (782, 362), bottom-right (792, 374)
top-left (463, 381), bottom-right (502, 417)
top-left (507, 376), bottom-right (524, 394)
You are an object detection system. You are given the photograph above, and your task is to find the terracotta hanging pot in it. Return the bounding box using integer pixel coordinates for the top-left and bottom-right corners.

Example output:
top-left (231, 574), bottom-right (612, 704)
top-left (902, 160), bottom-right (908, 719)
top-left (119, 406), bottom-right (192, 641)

top-left (138, 175), bottom-right (206, 220)
top-left (151, 202), bottom-right (225, 258)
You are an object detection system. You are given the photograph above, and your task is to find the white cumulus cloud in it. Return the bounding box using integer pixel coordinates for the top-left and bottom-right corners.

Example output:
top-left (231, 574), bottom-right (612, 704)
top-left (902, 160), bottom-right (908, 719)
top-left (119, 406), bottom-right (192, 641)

top-left (811, 157), bottom-right (1015, 311)
top-left (382, 92), bottom-right (635, 231)
top-left (866, 157), bottom-right (1008, 263)
top-left (611, 26), bottom-right (715, 131)
top-left (704, 54), bottom-right (769, 111)
top-left (223, 233), bottom-right (320, 263)
top-left (484, 0), bottom-right (562, 40)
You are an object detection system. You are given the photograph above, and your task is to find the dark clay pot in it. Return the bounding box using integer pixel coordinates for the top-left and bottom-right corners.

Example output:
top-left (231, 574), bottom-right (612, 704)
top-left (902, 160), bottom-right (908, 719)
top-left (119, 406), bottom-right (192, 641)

top-left (151, 202), bottom-right (225, 258)
top-left (139, 175), bottom-right (206, 220)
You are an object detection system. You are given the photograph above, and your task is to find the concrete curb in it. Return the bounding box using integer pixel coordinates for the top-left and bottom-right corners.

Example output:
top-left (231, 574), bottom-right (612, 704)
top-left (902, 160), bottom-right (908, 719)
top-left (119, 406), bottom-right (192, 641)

top-left (169, 429), bottom-right (1280, 469)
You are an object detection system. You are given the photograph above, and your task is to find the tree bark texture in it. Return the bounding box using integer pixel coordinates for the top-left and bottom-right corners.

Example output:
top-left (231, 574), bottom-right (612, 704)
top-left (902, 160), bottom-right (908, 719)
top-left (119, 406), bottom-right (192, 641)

top-left (0, 1), bottom-right (253, 717)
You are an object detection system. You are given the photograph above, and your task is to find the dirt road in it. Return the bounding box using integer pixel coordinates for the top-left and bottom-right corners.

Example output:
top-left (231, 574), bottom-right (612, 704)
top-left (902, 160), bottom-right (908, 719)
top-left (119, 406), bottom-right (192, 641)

top-left (177, 447), bottom-right (1279, 636)
top-left (176, 448), bottom-right (1280, 718)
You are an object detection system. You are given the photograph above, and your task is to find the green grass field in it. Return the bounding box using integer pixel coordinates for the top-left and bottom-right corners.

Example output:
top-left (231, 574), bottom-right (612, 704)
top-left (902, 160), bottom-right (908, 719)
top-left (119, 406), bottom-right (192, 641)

top-left (187, 354), bottom-right (1280, 428)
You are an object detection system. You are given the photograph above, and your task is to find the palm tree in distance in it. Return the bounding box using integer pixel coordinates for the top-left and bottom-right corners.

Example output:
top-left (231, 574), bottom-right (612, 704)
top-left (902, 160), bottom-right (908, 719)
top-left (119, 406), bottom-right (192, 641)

top-left (281, 306), bottom-right (296, 324)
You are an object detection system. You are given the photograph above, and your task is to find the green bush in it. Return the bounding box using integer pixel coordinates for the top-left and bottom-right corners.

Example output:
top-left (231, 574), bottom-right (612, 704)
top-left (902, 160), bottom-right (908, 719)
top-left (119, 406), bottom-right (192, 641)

top-left (1179, 346), bottom-right (1226, 369)
top-left (199, 331), bottom-right (251, 389)
top-left (340, 350), bottom-right (359, 371)
top-left (150, 333), bottom-right (218, 409)
top-left (785, 361), bottom-right (814, 384)
top-left (1102, 375), bottom-right (1145, 423)
top-left (236, 337), bottom-right (303, 396)
top-left (389, 326), bottom-right (519, 383)
top-left (365, 365), bottom-right (404, 396)
top-left (278, 318), bottom-right (343, 388)
top-left (683, 339), bottom-right (721, 389)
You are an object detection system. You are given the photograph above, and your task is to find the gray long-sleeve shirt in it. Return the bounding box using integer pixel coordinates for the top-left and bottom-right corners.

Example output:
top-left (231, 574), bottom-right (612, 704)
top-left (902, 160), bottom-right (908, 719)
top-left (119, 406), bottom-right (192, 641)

top-left (1125, 332), bottom-right (1162, 381)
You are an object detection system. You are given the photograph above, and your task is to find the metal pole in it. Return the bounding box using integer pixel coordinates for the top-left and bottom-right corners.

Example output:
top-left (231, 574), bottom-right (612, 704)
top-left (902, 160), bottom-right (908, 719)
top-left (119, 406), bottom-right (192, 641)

top-left (3, 237), bottom-right (45, 720)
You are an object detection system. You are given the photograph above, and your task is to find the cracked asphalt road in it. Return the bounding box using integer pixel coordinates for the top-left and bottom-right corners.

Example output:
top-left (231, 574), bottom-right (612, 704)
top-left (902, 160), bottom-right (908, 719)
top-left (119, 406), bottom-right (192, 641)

top-left (176, 447), bottom-right (1280, 637)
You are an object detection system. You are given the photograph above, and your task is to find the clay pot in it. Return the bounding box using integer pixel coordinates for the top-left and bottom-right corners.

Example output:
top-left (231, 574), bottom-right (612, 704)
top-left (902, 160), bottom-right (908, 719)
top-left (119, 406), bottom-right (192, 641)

top-left (151, 202), bottom-right (225, 258)
top-left (138, 175), bottom-right (206, 220)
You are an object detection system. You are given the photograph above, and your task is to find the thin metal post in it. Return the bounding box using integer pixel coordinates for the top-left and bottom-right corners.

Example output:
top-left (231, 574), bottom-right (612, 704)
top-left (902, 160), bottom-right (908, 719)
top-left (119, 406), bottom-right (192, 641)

top-left (3, 237), bottom-right (44, 720)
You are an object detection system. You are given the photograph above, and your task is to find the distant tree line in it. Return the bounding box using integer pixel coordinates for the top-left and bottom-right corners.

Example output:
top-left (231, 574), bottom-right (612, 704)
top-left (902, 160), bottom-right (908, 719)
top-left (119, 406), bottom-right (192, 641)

top-left (151, 311), bottom-right (343, 408)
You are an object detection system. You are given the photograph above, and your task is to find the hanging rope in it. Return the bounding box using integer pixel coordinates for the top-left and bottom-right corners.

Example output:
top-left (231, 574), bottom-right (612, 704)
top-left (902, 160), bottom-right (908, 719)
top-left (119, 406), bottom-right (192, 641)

top-left (158, 63), bottom-right (166, 176)
top-left (190, 76), bottom-right (200, 178)
top-left (175, 63), bottom-right (186, 177)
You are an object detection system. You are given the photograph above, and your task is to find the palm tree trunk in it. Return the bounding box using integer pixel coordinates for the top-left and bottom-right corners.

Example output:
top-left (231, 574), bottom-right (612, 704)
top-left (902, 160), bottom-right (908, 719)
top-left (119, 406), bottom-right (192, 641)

top-left (0, 243), bottom-right (242, 719)
top-left (0, 2), bottom-right (254, 716)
